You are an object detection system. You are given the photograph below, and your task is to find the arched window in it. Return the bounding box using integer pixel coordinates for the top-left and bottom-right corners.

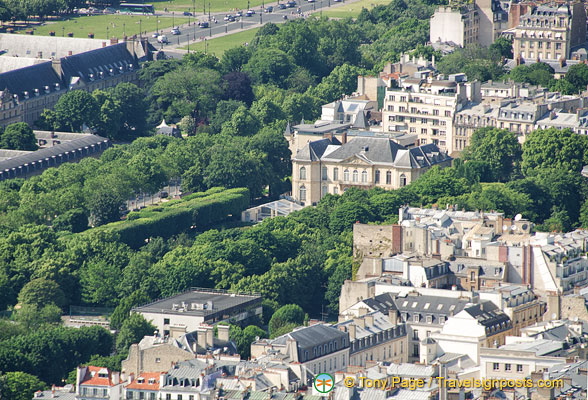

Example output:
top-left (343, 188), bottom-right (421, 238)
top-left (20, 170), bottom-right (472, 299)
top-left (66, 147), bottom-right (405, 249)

top-left (386, 171), bottom-right (392, 185)
top-left (352, 170), bottom-right (358, 182)
top-left (375, 170), bottom-right (380, 183)
top-left (361, 170), bottom-right (368, 183)
top-left (343, 169), bottom-right (350, 182)
top-left (299, 186), bottom-right (306, 202)
top-left (299, 166), bottom-right (306, 180)
top-left (400, 173), bottom-right (407, 187)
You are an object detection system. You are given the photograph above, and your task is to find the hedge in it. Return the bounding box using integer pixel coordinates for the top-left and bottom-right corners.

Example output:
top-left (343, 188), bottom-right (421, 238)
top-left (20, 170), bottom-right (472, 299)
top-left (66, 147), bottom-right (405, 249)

top-left (94, 187), bottom-right (250, 248)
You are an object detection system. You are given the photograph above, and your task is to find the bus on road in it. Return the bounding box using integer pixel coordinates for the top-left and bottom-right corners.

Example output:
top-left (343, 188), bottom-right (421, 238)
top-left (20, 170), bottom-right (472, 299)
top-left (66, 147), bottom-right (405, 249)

top-left (118, 3), bottom-right (155, 14)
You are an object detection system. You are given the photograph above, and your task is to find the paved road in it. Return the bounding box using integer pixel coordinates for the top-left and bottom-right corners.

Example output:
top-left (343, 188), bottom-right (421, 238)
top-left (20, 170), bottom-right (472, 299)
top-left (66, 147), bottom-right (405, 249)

top-left (145, 0), bottom-right (347, 50)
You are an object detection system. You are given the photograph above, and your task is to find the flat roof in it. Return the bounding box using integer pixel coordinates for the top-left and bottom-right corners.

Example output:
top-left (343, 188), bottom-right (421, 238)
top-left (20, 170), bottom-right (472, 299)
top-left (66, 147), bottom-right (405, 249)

top-left (133, 288), bottom-right (261, 318)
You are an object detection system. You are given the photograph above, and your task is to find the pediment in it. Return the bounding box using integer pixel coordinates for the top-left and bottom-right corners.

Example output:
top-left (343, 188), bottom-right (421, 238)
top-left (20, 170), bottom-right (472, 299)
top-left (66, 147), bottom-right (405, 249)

top-left (340, 154), bottom-right (372, 165)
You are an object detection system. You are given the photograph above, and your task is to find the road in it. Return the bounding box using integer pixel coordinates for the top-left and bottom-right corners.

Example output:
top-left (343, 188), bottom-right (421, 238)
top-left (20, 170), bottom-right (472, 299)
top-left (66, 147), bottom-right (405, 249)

top-left (145, 0), bottom-right (347, 50)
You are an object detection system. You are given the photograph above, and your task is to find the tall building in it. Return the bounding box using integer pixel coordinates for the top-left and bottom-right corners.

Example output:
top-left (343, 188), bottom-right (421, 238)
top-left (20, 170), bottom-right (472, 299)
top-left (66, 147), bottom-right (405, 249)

top-left (291, 137), bottom-right (451, 206)
top-left (512, 3), bottom-right (587, 62)
top-left (382, 76), bottom-right (480, 154)
top-left (429, 0), bottom-right (508, 48)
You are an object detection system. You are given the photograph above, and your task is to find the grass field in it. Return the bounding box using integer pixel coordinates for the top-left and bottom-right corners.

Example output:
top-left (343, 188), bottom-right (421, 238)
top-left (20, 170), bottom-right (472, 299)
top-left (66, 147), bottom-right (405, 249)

top-left (17, 14), bottom-right (189, 39)
top-left (182, 26), bottom-right (259, 56)
top-left (317, 0), bottom-right (390, 18)
top-left (151, 0), bottom-right (265, 13)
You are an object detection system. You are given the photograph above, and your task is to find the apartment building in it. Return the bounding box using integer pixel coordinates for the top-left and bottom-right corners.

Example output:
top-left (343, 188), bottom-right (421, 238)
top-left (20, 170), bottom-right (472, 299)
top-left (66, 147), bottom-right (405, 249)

top-left (479, 284), bottom-right (546, 336)
top-left (250, 324), bottom-right (350, 381)
top-left (430, 0), bottom-right (508, 47)
top-left (382, 76), bottom-right (480, 154)
top-left (76, 366), bottom-right (123, 400)
top-left (336, 310), bottom-right (408, 366)
top-left (291, 137), bottom-right (451, 205)
top-left (512, 3), bottom-right (587, 62)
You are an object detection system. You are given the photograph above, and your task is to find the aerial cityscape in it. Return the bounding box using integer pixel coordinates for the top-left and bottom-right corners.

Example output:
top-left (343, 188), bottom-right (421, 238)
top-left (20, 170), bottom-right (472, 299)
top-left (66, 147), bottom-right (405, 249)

top-left (2, 0), bottom-right (588, 399)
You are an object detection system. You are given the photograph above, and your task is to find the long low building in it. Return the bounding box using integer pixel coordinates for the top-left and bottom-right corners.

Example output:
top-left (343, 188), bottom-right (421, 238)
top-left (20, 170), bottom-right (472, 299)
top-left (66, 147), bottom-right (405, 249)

top-left (0, 134), bottom-right (110, 180)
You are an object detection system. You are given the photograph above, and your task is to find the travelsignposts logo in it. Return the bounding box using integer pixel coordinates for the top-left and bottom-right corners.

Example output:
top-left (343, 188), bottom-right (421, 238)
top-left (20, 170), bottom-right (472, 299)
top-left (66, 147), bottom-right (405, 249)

top-left (314, 373), bottom-right (334, 394)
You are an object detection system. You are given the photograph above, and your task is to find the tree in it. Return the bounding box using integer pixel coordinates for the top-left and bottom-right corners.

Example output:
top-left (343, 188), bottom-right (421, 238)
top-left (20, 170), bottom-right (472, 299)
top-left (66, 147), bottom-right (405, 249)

top-left (230, 325), bottom-right (267, 358)
top-left (489, 37), bottom-right (513, 59)
top-left (220, 106), bottom-right (261, 136)
top-left (309, 64), bottom-right (364, 103)
top-left (93, 89), bottom-right (123, 140)
top-left (521, 128), bottom-right (587, 176)
top-left (151, 67), bottom-right (223, 123)
top-left (220, 46), bottom-right (251, 74)
top-left (269, 304), bottom-right (306, 338)
top-left (580, 199), bottom-right (588, 228)
top-left (562, 63), bottom-right (588, 93)
top-left (210, 100), bottom-right (247, 133)
top-left (222, 71), bottom-right (255, 105)
top-left (0, 372), bottom-right (45, 400)
top-left (14, 303), bottom-right (62, 329)
top-left (324, 236), bottom-right (352, 314)
top-left (52, 208), bottom-right (88, 233)
top-left (244, 48), bottom-right (294, 87)
top-left (115, 313), bottom-right (156, 353)
top-left (17, 278), bottom-right (66, 308)
top-left (462, 128), bottom-right (522, 182)
top-left (109, 83), bottom-right (149, 137)
top-left (329, 201), bottom-right (375, 233)
top-left (53, 90), bottom-right (100, 132)
top-left (251, 98), bottom-right (286, 125)
top-left (0, 122), bottom-right (37, 150)
top-left (80, 260), bottom-right (121, 306)
top-left (110, 290), bottom-right (151, 330)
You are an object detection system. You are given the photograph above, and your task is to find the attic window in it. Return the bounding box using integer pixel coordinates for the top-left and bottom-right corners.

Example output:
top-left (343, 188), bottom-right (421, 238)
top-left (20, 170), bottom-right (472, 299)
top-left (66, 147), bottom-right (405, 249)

top-left (137, 378), bottom-right (145, 384)
top-left (424, 303), bottom-right (430, 310)
top-left (411, 302), bottom-right (418, 308)
top-left (449, 305), bottom-right (456, 311)
top-left (437, 304), bottom-right (443, 310)
top-left (148, 378), bottom-right (156, 384)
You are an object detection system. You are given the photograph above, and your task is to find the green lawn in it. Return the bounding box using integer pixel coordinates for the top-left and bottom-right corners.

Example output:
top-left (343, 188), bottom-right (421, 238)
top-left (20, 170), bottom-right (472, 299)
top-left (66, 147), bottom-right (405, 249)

top-left (317, 0), bottom-right (390, 18)
top-left (182, 27), bottom-right (259, 56)
top-left (152, 0), bottom-right (265, 13)
top-left (16, 14), bottom-right (189, 39)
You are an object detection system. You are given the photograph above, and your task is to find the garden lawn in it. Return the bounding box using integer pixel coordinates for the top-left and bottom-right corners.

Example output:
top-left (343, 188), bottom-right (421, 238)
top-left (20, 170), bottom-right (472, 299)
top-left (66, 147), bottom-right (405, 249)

top-left (316, 0), bottom-right (390, 18)
top-left (182, 26), bottom-right (259, 56)
top-left (17, 14), bottom-right (189, 39)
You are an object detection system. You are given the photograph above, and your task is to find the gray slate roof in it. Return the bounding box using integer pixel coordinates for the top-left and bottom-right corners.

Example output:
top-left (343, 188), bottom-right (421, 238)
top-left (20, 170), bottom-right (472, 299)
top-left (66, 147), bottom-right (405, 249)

top-left (0, 134), bottom-right (109, 171)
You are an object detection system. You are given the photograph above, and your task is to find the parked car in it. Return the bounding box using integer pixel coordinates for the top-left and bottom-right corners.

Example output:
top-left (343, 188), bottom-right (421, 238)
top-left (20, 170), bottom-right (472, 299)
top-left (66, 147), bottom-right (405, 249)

top-left (199, 21), bottom-right (209, 28)
top-left (227, 15), bottom-right (235, 21)
top-left (235, 10), bottom-right (243, 16)
top-left (264, 6), bottom-right (273, 12)
top-left (246, 9), bottom-right (254, 16)
top-left (278, 3), bottom-right (287, 9)
top-left (183, 11), bottom-right (192, 15)
top-left (152, 32), bottom-right (160, 38)
top-left (283, 14), bottom-right (288, 19)
top-left (103, 7), bottom-right (116, 14)
top-left (171, 27), bottom-right (181, 35)
top-left (224, 14), bottom-right (232, 20)
top-left (160, 191), bottom-right (169, 199)
top-left (157, 35), bottom-right (169, 43)
top-left (286, 1), bottom-right (296, 7)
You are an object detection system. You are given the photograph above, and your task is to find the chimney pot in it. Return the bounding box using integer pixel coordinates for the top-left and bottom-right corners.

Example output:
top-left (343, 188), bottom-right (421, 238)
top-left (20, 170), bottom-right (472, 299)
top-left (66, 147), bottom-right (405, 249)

top-left (68, 50), bottom-right (73, 56)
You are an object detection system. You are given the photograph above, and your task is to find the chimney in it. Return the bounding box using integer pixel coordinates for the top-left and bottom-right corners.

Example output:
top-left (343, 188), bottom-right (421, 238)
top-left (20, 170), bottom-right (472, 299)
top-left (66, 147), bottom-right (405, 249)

top-left (388, 309), bottom-right (399, 325)
top-left (160, 373), bottom-right (166, 389)
top-left (37, 51), bottom-right (42, 58)
top-left (51, 385), bottom-right (55, 398)
top-left (110, 37), bottom-right (118, 44)
top-left (112, 371), bottom-right (120, 385)
top-left (348, 324), bottom-right (356, 340)
top-left (218, 324), bottom-right (230, 342)
top-left (353, 318), bottom-right (365, 328)
top-left (68, 50), bottom-right (73, 56)
top-left (52, 59), bottom-right (62, 78)
top-left (197, 328), bottom-right (207, 349)
top-left (341, 131), bottom-right (347, 144)
top-left (358, 307), bottom-right (368, 317)
top-left (205, 325), bottom-right (214, 348)
top-left (102, 41), bottom-right (107, 47)
top-left (364, 315), bottom-right (374, 326)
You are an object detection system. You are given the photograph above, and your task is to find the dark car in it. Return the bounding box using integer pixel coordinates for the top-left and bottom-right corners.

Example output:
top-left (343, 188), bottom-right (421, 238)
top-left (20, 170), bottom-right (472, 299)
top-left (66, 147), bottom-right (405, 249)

top-left (278, 3), bottom-right (287, 9)
top-left (183, 11), bottom-right (192, 15)
top-left (199, 21), bottom-right (209, 28)
top-left (286, 1), bottom-right (296, 7)
top-left (264, 5), bottom-right (273, 12)
top-left (227, 15), bottom-right (235, 21)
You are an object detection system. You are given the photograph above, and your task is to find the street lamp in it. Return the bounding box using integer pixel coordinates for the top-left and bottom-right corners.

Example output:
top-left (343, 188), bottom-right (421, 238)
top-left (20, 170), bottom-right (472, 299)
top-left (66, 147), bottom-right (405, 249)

top-left (62, 26), bottom-right (65, 37)
top-left (123, 22), bottom-right (126, 37)
top-left (172, 11), bottom-right (175, 28)
top-left (156, 17), bottom-right (159, 34)
top-left (106, 26), bottom-right (109, 39)
top-left (139, 19), bottom-right (142, 37)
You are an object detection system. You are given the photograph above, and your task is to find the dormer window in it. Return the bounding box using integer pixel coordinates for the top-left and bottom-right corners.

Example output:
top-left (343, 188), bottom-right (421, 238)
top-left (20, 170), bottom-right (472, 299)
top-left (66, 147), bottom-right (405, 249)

top-left (109, 68), bottom-right (114, 76)
top-left (137, 378), bottom-right (145, 384)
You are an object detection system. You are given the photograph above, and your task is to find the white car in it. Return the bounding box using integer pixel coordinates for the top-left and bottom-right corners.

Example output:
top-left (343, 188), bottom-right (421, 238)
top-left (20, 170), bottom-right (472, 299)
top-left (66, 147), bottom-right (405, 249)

top-left (224, 14), bottom-right (232, 20)
top-left (157, 35), bottom-right (169, 43)
top-left (152, 32), bottom-right (160, 38)
top-left (171, 27), bottom-right (181, 35)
